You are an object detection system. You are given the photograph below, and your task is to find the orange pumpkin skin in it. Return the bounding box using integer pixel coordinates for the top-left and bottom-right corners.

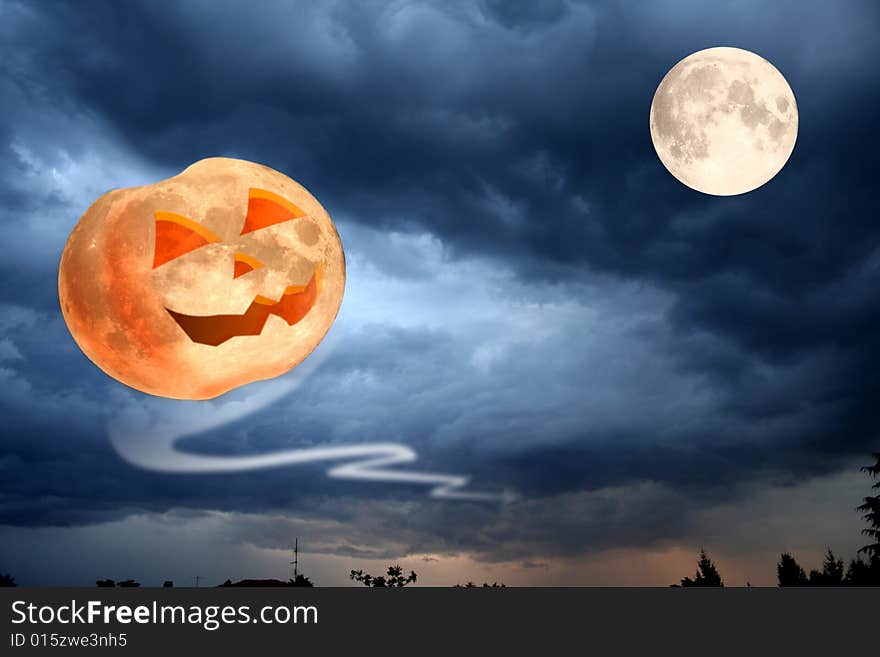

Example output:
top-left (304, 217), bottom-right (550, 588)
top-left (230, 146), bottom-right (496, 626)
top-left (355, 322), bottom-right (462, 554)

top-left (58, 157), bottom-right (345, 400)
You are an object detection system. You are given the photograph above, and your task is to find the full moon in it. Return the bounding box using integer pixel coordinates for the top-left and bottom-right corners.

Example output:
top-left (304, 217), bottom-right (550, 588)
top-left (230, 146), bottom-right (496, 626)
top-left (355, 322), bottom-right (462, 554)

top-left (649, 47), bottom-right (798, 196)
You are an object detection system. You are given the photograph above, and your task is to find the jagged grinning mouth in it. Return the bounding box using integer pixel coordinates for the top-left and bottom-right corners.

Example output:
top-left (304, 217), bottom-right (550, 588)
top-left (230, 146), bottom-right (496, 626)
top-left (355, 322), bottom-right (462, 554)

top-left (166, 266), bottom-right (320, 346)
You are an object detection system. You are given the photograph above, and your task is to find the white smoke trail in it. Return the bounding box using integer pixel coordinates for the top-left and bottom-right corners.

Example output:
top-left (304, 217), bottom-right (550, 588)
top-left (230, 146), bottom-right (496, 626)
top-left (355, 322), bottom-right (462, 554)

top-left (108, 331), bottom-right (513, 502)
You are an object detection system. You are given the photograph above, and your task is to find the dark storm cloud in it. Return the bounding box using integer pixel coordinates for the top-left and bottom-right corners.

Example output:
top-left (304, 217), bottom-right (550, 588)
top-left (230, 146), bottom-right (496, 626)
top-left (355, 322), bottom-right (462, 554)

top-left (1, 0), bottom-right (880, 572)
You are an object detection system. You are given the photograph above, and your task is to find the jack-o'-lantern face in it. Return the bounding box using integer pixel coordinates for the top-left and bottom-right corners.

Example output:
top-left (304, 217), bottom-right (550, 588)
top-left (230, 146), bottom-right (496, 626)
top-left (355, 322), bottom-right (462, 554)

top-left (58, 158), bottom-right (345, 400)
top-left (153, 188), bottom-right (323, 347)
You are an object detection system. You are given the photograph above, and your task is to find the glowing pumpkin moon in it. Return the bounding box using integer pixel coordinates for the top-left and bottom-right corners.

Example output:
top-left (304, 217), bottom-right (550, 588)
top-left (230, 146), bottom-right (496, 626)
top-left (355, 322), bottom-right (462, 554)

top-left (58, 157), bottom-right (345, 400)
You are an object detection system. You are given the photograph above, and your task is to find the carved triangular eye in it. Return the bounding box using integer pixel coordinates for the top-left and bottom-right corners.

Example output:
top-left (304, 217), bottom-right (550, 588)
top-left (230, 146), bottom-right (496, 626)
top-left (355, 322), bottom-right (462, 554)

top-left (233, 252), bottom-right (263, 279)
top-left (240, 188), bottom-right (306, 235)
top-left (153, 212), bottom-right (222, 268)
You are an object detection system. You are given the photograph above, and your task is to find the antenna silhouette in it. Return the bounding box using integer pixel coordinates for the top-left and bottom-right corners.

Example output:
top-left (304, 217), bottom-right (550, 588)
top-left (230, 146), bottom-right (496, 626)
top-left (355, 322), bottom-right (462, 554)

top-left (290, 538), bottom-right (298, 582)
top-left (194, 575), bottom-right (201, 588)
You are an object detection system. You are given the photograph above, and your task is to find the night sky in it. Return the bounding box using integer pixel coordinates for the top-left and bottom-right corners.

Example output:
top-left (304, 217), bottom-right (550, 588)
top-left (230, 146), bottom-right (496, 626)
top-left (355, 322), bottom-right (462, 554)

top-left (1, 0), bottom-right (879, 586)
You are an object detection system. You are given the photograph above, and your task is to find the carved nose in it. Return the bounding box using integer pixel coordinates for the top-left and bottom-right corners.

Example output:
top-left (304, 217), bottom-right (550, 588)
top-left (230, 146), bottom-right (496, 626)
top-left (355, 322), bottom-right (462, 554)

top-left (233, 252), bottom-right (263, 279)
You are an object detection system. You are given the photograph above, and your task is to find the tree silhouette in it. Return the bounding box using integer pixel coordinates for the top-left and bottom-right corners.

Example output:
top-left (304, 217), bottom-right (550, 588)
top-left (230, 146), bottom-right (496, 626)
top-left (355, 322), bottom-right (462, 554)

top-left (117, 579), bottom-right (141, 587)
top-left (678, 549), bottom-right (723, 587)
top-left (807, 549), bottom-right (844, 586)
top-left (856, 452), bottom-right (880, 559)
top-left (220, 577), bottom-right (315, 587)
top-left (844, 452), bottom-right (880, 585)
top-left (350, 564), bottom-right (417, 587)
top-left (779, 455), bottom-right (880, 587)
top-left (290, 573), bottom-right (314, 587)
top-left (0, 573), bottom-right (16, 587)
top-left (843, 556), bottom-right (879, 585)
top-left (777, 553), bottom-right (808, 586)
top-left (454, 581), bottom-right (506, 588)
